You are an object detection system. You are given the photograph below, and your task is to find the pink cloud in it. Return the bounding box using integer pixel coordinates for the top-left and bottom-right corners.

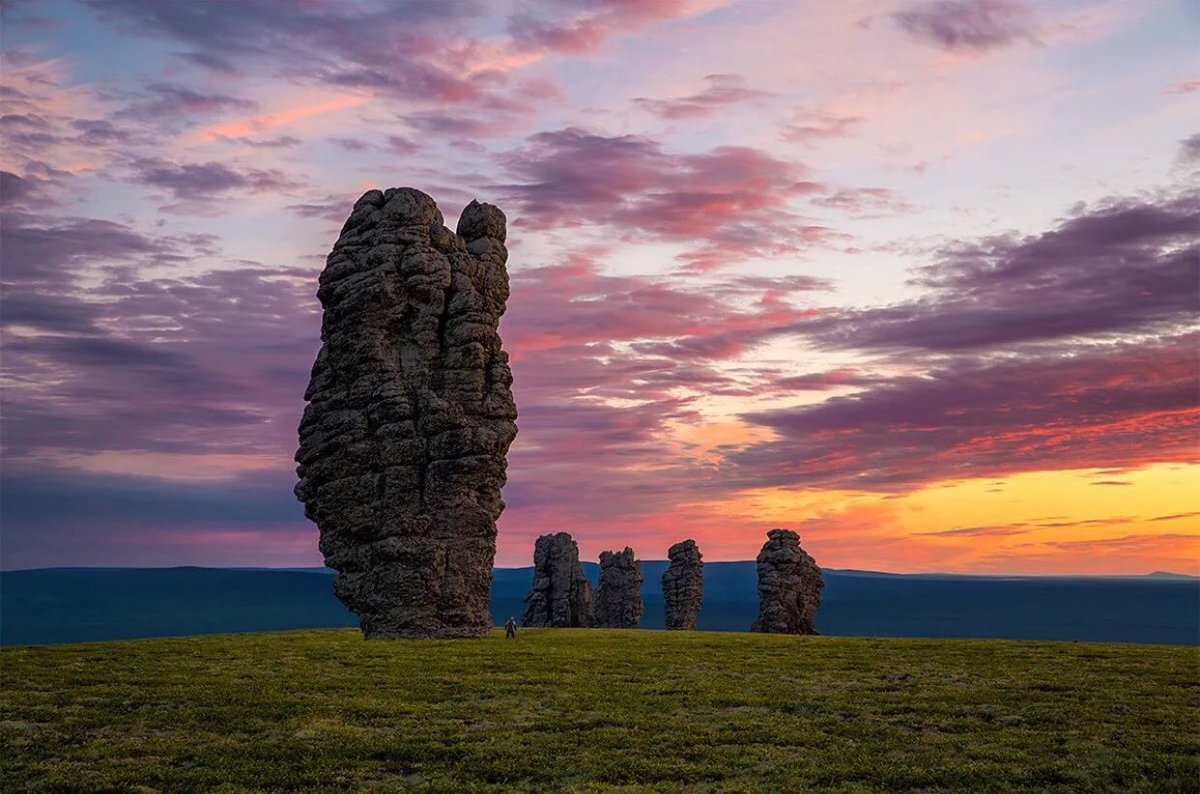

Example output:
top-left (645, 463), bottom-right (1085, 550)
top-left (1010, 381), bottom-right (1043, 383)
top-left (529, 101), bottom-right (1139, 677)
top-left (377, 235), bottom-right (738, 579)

top-left (499, 128), bottom-right (838, 269)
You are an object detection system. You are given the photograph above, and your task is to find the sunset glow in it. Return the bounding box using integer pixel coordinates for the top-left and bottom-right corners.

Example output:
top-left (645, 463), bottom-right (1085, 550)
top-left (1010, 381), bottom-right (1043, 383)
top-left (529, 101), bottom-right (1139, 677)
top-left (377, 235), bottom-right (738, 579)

top-left (1, 0), bottom-right (1196, 573)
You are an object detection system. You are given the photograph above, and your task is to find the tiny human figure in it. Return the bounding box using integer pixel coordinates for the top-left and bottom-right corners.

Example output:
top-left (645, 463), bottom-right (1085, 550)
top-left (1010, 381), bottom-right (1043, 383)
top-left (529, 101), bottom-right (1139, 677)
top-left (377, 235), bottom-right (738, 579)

top-left (504, 616), bottom-right (517, 639)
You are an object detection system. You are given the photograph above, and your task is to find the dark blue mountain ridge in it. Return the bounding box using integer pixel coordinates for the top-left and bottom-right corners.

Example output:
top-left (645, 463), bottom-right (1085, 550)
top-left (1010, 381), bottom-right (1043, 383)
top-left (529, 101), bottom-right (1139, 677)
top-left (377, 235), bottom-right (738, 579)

top-left (2, 565), bottom-right (1196, 647)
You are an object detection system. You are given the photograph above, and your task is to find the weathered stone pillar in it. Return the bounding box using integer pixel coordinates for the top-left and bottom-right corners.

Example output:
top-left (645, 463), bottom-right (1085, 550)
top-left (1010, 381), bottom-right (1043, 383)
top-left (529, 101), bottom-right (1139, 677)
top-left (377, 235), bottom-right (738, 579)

top-left (662, 539), bottom-right (703, 630)
top-left (595, 547), bottom-right (644, 628)
top-left (522, 532), bottom-right (595, 627)
top-left (295, 188), bottom-right (517, 639)
top-left (751, 529), bottom-right (823, 635)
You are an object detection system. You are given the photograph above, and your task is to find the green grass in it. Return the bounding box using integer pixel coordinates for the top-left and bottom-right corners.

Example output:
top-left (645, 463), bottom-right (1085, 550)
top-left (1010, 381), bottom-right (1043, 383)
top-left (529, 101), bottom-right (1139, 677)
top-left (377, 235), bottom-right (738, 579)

top-left (1, 629), bottom-right (1197, 792)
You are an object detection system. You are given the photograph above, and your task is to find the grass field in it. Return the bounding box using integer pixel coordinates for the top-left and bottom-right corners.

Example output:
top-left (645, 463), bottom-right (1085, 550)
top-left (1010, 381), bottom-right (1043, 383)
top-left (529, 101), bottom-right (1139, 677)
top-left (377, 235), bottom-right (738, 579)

top-left (1, 629), bottom-right (1197, 792)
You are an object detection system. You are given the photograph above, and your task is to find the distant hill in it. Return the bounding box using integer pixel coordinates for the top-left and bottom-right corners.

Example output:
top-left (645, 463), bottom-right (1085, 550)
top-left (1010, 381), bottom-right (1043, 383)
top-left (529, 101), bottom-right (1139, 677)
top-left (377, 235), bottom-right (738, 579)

top-left (2, 564), bottom-right (1197, 646)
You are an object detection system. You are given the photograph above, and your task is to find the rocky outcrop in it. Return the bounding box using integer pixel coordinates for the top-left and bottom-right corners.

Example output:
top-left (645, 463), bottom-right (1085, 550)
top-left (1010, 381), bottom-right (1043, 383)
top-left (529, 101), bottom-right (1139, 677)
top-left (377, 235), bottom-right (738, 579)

top-left (522, 533), bottom-right (594, 627)
top-left (751, 529), bottom-right (823, 635)
top-left (662, 539), bottom-right (703, 630)
top-left (295, 188), bottom-right (517, 640)
top-left (595, 547), bottom-right (644, 629)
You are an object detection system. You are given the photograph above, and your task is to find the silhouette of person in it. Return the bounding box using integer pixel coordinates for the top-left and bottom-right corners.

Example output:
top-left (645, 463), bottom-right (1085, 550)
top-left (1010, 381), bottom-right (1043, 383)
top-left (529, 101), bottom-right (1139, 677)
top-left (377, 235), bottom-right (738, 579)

top-left (504, 616), bottom-right (517, 639)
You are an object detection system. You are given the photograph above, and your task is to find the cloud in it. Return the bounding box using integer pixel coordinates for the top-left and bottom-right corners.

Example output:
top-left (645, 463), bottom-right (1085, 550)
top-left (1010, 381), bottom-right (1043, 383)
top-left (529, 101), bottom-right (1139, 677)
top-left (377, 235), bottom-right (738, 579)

top-left (0, 170), bottom-right (57, 209)
top-left (0, 464), bottom-right (310, 569)
top-left (486, 252), bottom-right (832, 533)
top-left (0, 56), bottom-right (147, 177)
top-left (131, 157), bottom-right (303, 200)
top-left (114, 82), bottom-right (257, 121)
top-left (782, 110), bottom-right (867, 145)
top-left (921, 524), bottom-right (1029, 537)
top-left (812, 187), bottom-right (913, 216)
top-left (83, 0), bottom-right (538, 113)
top-left (805, 192), bottom-right (1199, 352)
top-left (731, 334), bottom-right (1198, 490)
top-left (1150, 512), bottom-right (1200, 523)
top-left (504, 252), bottom-right (828, 361)
top-left (1, 209), bottom-right (319, 463)
top-left (633, 74), bottom-right (768, 119)
top-left (506, 13), bottom-right (607, 54)
top-left (2, 465), bottom-right (301, 529)
top-left (1026, 533), bottom-right (1198, 553)
top-left (772, 368), bottom-right (882, 392)
top-left (506, 0), bottom-right (716, 56)
top-left (286, 194), bottom-right (357, 223)
top-left (1164, 77), bottom-right (1200, 95)
top-left (498, 127), bottom-right (836, 270)
top-left (0, 208), bottom-right (199, 282)
top-left (1178, 133), bottom-right (1200, 163)
top-left (894, 0), bottom-right (1034, 52)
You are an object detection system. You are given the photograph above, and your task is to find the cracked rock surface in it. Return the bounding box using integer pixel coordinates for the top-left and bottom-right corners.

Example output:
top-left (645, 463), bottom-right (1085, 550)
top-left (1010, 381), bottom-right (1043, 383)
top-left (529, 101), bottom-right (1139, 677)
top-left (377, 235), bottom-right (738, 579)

top-left (596, 547), bottom-right (644, 629)
top-left (521, 532), bottom-right (594, 628)
top-left (662, 540), bottom-right (703, 630)
top-left (751, 529), bottom-right (824, 635)
top-left (295, 188), bottom-right (517, 639)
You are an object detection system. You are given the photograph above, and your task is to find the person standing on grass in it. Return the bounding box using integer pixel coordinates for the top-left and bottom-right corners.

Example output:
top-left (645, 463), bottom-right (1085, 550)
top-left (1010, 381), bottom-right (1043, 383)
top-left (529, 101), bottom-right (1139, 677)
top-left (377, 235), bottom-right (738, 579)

top-left (504, 616), bottom-right (517, 639)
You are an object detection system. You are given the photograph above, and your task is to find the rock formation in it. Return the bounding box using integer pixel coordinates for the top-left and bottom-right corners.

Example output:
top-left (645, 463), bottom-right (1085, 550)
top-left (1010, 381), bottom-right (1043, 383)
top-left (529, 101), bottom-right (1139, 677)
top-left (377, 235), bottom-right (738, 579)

top-left (522, 533), bottom-right (595, 628)
top-left (595, 547), bottom-right (644, 629)
top-left (751, 529), bottom-right (824, 635)
top-left (661, 539), bottom-right (703, 630)
top-left (295, 188), bottom-right (517, 639)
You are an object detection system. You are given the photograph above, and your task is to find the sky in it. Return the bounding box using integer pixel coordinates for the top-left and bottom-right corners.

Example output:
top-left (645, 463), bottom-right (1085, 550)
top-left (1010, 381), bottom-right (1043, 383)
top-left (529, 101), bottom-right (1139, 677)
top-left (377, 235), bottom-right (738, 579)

top-left (1, 0), bottom-right (1197, 575)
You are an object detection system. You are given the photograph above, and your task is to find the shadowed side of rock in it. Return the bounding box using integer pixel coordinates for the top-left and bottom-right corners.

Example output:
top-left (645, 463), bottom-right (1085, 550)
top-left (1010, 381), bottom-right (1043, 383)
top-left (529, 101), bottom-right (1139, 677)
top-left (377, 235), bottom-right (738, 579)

top-left (751, 529), bottom-right (824, 635)
top-left (662, 539), bottom-right (703, 630)
top-left (595, 547), bottom-right (644, 629)
top-left (521, 532), bottom-right (594, 628)
top-left (295, 188), bottom-right (518, 639)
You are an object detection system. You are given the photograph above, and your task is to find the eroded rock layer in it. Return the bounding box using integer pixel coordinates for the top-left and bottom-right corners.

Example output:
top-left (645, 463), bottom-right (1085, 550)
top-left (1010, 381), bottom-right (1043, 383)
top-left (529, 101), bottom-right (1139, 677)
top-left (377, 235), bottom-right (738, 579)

top-left (522, 532), bottom-right (595, 628)
top-left (295, 188), bottom-right (517, 639)
top-left (751, 529), bottom-right (824, 635)
top-left (662, 539), bottom-right (703, 630)
top-left (595, 547), bottom-right (644, 629)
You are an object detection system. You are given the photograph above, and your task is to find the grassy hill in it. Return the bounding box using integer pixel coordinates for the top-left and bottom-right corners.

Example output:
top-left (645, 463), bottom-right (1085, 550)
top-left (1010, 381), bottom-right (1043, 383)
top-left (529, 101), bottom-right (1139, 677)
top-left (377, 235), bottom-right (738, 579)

top-left (2, 630), bottom-right (1196, 792)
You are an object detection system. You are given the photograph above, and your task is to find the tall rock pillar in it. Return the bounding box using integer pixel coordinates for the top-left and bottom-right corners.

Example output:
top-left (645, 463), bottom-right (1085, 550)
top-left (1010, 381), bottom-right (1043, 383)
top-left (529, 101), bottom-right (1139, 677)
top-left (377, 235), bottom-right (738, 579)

top-left (662, 539), bottom-right (703, 630)
top-left (295, 188), bottom-right (518, 639)
top-left (751, 529), bottom-right (824, 635)
top-left (595, 547), bottom-right (644, 629)
top-left (522, 532), bottom-right (595, 628)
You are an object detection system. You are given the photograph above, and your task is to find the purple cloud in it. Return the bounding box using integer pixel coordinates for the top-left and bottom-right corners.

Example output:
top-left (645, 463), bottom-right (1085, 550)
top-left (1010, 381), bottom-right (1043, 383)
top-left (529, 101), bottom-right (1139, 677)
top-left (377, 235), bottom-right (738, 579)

top-left (731, 334), bottom-right (1198, 490)
top-left (1179, 133), bottom-right (1200, 163)
top-left (805, 193), bottom-right (1200, 351)
top-left (1, 208), bottom-right (319, 462)
top-left (894, 0), bottom-right (1034, 51)
top-left (498, 128), bottom-right (836, 269)
top-left (634, 74), bottom-right (768, 119)
top-left (131, 158), bottom-right (303, 200)
top-left (84, 0), bottom-right (504, 105)
top-left (115, 82), bottom-right (257, 120)
top-left (0, 465), bottom-right (308, 569)
top-left (0, 209), bottom-right (196, 282)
